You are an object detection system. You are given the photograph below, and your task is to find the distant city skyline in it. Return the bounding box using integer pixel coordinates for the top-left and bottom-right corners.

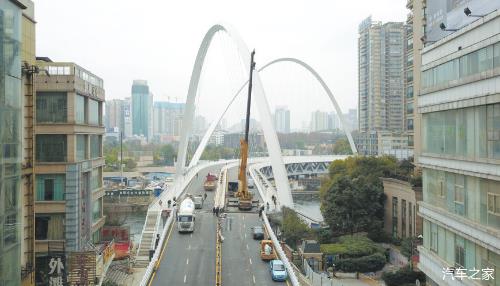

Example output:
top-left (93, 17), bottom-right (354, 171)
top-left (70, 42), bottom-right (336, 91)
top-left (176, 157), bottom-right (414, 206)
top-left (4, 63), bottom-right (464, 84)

top-left (35, 0), bottom-right (407, 129)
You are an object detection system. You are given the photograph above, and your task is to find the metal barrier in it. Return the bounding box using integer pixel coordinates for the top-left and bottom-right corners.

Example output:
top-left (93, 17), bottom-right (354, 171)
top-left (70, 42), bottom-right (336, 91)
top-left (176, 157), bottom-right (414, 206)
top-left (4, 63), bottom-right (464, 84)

top-left (215, 219), bottom-right (223, 286)
top-left (303, 258), bottom-right (339, 286)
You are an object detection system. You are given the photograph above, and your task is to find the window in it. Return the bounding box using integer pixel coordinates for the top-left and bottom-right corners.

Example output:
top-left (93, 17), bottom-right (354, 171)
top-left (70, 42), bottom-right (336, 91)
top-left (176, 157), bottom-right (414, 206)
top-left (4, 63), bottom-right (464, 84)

top-left (75, 94), bottom-right (86, 124)
top-left (494, 42), bottom-right (500, 68)
top-left (392, 197), bottom-right (398, 238)
top-left (36, 135), bottom-right (67, 162)
top-left (430, 223), bottom-right (438, 253)
top-left (406, 86), bottom-right (413, 98)
top-left (89, 99), bottom-right (99, 125)
top-left (91, 167), bottom-right (102, 190)
top-left (76, 135), bottom-right (87, 161)
top-left (487, 103), bottom-right (500, 159)
top-left (454, 236), bottom-right (465, 268)
top-left (35, 214), bottom-right (64, 240)
top-left (36, 174), bottom-right (65, 201)
top-left (409, 202), bottom-right (413, 237)
top-left (36, 92), bottom-right (67, 123)
top-left (487, 193), bottom-right (500, 216)
top-left (422, 41), bottom-right (499, 89)
top-left (407, 119), bottom-right (413, 130)
top-left (92, 198), bottom-right (102, 223)
top-left (407, 103), bottom-right (414, 114)
top-left (401, 200), bottom-right (407, 238)
top-left (90, 135), bottom-right (101, 158)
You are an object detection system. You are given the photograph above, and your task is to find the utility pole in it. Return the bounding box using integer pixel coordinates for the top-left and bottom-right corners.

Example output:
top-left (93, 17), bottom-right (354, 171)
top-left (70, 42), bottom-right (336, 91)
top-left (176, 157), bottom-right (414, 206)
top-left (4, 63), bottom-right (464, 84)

top-left (120, 131), bottom-right (124, 186)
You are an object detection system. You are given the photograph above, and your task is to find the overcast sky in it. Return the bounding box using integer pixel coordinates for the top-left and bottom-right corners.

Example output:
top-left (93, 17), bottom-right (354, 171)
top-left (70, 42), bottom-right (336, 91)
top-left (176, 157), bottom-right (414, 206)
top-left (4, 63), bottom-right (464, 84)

top-left (34, 0), bottom-right (407, 129)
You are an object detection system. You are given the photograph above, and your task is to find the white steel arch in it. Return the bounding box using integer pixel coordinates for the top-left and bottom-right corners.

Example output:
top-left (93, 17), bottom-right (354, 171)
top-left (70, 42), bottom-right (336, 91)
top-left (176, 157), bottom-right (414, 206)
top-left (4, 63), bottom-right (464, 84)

top-left (176, 24), bottom-right (294, 207)
top-left (188, 57), bottom-right (358, 169)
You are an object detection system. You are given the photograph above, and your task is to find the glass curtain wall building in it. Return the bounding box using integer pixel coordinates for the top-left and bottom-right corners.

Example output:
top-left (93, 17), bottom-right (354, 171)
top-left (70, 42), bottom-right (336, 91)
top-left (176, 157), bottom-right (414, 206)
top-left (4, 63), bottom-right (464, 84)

top-left (418, 9), bottom-right (500, 285)
top-left (0, 1), bottom-right (23, 285)
top-left (132, 80), bottom-right (152, 140)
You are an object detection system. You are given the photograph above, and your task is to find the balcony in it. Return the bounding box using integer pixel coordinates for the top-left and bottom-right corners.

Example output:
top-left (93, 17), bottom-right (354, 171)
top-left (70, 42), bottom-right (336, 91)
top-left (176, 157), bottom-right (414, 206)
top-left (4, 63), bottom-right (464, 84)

top-left (407, 13), bottom-right (414, 24)
top-left (406, 0), bottom-right (413, 9)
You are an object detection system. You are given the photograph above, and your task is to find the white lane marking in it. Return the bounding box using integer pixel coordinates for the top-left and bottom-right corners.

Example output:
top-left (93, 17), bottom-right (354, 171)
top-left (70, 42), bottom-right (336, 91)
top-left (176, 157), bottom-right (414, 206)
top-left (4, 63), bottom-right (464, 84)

top-left (188, 244), bottom-right (191, 250)
top-left (186, 258), bottom-right (189, 265)
top-left (243, 223), bottom-right (246, 228)
top-left (190, 233), bottom-right (192, 238)
top-left (246, 244), bottom-right (249, 250)
top-left (249, 258), bottom-right (252, 265)
top-left (244, 233), bottom-right (247, 239)
top-left (184, 274), bottom-right (187, 283)
top-left (253, 275), bottom-right (256, 284)
top-left (243, 215), bottom-right (245, 220)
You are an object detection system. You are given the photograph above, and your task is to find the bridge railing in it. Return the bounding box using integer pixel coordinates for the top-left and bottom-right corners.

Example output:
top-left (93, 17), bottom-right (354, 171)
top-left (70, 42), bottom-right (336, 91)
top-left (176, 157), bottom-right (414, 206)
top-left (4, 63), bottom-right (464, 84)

top-left (249, 165), bottom-right (300, 286)
top-left (139, 208), bottom-right (176, 286)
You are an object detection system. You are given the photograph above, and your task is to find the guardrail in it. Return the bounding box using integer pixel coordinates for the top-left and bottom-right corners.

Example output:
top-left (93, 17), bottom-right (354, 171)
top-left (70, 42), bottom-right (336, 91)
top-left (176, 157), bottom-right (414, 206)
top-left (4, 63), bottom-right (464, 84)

top-left (138, 208), bottom-right (176, 286)
top-left (262, 212), bottom-right (300, 286)
top-left (303, 258), bottom-right (337, 286)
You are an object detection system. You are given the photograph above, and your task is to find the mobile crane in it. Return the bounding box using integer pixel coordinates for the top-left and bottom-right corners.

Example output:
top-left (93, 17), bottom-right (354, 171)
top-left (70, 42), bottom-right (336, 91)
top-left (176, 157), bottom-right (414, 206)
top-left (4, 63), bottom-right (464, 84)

top-left (236, 50), bottom-right (256, 210)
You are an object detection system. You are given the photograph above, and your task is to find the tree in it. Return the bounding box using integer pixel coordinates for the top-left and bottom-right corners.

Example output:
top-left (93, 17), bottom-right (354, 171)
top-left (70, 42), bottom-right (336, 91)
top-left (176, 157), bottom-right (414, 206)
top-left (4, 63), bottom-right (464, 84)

top-left (282, 207), bottom-right (311, 247)
top-left (155, 144), bottom-right (176, 166)
top-left (320, 156), bottom-right (394, 236)
top-left (332, 138), bottom-right (353, 155)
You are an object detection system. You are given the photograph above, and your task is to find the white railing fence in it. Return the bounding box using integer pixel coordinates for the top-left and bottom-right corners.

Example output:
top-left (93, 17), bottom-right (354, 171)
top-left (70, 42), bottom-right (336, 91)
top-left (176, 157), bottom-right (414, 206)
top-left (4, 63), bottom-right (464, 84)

top-left (303, 258), bottom-right (341, 286)
top-left (262, 212), bottom-right (300, 286)
top-left (138, 208), bottom-right (176, 286)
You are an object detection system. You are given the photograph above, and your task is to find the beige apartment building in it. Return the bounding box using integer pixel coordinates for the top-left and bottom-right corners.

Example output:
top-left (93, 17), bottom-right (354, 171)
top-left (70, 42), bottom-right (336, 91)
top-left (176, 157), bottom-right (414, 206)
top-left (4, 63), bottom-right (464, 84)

top-left (382, 177), bottom-right (423, 239)
top-left (33, 59), bottom-right (106, 284)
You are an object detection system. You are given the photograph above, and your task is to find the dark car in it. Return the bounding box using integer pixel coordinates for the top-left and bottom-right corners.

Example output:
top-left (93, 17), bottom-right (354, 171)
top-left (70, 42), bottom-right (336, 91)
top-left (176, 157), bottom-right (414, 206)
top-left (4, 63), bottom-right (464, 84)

top-left (252, 226), bottom-right (264, 240)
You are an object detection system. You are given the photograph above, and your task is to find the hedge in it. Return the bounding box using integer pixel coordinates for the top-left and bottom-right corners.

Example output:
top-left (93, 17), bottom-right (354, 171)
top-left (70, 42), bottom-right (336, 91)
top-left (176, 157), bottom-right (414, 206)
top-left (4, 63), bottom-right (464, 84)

top-left (321, 235), bottom-right (384, 258)
top-left (382, 267), bottom-right (426, 286)
top-left (336, 252), bottom-right (386, 273)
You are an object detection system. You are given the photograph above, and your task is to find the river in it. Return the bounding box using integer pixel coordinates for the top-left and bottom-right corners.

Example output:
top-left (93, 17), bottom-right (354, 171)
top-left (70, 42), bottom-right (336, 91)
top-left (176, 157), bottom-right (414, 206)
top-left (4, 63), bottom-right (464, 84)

top-left (293, 197), bottom-right (323, 222)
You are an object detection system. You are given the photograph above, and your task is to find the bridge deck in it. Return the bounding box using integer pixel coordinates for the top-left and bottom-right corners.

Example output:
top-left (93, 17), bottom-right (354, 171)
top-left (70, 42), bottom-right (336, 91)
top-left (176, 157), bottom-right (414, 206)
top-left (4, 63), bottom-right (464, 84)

top-left (151, 166), bottom-right (219, 286)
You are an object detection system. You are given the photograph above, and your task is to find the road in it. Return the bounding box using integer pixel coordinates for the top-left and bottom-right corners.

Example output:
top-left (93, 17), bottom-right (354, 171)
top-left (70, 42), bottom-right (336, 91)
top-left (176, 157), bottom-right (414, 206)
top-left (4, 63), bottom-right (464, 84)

top-left (222, 167), bottom-right (289, 285)
top-left (151, 164), bottom-right (288, 285)
top-left (151, 165), bottom-right (220, 286)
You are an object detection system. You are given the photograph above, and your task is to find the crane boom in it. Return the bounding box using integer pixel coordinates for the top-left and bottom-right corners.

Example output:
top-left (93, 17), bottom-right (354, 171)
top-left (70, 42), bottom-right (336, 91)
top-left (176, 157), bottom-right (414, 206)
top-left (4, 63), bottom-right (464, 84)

top-left (236, 50), bottom-right (256, 210)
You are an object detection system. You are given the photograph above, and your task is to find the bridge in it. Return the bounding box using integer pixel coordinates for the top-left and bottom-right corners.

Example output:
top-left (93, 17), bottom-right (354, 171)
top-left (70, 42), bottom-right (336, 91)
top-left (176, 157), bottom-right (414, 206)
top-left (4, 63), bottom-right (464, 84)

top-left (132, 23), bottom-right (356, 286)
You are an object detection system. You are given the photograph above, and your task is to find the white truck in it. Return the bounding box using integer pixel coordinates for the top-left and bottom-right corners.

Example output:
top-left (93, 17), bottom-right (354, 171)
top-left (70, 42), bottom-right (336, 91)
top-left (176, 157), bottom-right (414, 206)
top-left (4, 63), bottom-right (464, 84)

top-left (193, 195), bottom-right (204, 209)
top-left (177, 197), bottom-right (195, 233)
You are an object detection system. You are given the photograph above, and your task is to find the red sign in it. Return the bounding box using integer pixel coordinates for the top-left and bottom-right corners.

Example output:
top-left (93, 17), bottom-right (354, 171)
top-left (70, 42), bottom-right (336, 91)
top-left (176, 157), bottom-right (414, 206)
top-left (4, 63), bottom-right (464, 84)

top-left (102, 226), bottom-right (130, 242)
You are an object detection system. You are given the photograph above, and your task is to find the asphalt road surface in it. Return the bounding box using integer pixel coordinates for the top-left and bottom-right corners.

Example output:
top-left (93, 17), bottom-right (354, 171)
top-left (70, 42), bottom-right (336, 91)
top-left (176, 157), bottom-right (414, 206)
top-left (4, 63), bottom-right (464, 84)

top-left (151, 164), bottom-right (288, 285)
top-left (151, 165), bottom-right (220, 286)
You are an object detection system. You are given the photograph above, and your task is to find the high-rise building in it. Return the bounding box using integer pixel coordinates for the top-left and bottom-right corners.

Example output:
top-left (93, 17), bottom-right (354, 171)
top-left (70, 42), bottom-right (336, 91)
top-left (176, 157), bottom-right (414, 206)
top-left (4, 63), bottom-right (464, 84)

top-left (153, 101), bottom-right (185, 137)
top-left (34, 59), bottom-right (108, 285)
top-left (123, 97), bottom-right (132, 138)
top-left (327, 112), bottom-right (340, 130)
top-left (105, 99), bottom-right (125, 132)
top-left (193, 115), bottom-right (207, 135)
top-left (358, 17), bottom-right (405, 132)
top-left (274, 106), bottom-right (290, 134)
top-left (0, 1), bottom-right (28, 284)
top-left (310, 110), bottom-right (329, 132)
top-left (19, 1), bottom-right (36, 284)
top-left (132, 80), bottom-right (152, 140)
top-left (345, 108), bottom-right (358, 131)
top-left (417, 7), bottom-right (500, 284)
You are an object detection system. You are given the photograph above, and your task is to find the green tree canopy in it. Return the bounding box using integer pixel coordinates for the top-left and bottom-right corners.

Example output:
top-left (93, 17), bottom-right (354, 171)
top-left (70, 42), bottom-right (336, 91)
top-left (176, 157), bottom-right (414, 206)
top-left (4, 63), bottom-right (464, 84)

top-left (320, 156), bottom-right (396, 236)
top-left (332, 138), bottom-right (353, 155)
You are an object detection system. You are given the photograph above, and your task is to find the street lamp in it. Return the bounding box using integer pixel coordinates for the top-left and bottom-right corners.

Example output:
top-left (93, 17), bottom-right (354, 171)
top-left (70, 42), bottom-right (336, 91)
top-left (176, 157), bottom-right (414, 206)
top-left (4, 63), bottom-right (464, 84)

top-left (440, 23), bottom-right (458, 32)
top-left (464, 7), bottom-right (485, 17)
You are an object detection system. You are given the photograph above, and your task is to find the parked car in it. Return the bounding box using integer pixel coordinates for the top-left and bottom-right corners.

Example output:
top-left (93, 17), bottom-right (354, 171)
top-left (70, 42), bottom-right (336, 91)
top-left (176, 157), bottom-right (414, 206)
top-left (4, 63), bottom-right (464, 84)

top-left (252, 226), bottom-right (264, 240)
top-left (269, 260), bottom-right (287, 282)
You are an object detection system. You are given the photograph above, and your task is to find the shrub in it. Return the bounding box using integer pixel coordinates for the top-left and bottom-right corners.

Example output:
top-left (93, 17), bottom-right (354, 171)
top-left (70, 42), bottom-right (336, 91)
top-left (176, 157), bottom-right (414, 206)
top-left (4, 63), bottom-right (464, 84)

top-left (321, 235), bottom-right (384, 258)
top-left (367, 228), bottom-right (392, 243)
top-left (382, 267), bottom-right (426, 286)
top-left (336, 252), bottom-right (386, 273)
